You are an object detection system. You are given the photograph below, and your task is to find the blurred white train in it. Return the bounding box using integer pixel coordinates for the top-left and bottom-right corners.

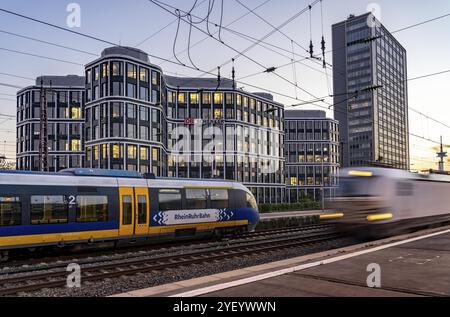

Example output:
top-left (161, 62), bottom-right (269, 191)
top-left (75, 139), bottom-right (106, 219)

top-left (328, 167), bottom-right (450, 238)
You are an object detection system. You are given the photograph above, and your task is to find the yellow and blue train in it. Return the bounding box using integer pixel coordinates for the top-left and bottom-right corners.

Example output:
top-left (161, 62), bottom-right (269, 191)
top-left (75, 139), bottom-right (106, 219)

top-left (0, 169), bottom-right (259, 260)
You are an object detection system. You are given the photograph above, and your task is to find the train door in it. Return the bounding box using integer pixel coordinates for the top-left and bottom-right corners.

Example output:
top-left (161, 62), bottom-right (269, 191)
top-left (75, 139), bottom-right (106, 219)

top-left (134, 187), bottom-right (149, 235)
top-left (119, 187), bottom-right (149, 236)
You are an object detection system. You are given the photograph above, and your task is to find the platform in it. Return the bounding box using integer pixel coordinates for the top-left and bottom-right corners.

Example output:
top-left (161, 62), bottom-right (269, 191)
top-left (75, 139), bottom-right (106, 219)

top-left (112, 225), bottom-right (450, 297)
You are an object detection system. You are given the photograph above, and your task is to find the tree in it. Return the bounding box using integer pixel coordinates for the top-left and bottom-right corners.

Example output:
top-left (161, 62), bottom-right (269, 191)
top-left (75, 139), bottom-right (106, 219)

top-left (0, 160), bottom-right (15, 170)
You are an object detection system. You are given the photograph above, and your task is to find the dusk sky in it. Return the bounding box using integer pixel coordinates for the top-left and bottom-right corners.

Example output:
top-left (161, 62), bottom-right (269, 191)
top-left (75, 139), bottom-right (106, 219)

top-left (0, 0), bottom-right (449, 170)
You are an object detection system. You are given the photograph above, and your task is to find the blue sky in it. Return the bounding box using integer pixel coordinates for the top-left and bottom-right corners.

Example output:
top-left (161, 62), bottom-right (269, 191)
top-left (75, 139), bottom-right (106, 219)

top-left (0, 0), bottom-right (449, 169)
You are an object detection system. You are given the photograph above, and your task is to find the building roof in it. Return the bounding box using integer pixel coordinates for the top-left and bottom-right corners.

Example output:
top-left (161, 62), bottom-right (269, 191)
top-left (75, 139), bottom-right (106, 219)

top-left (163, 75), bottom-right (235, 90)
top-left (285, 110), bottom-right (327, 119)
top-left (35, 75), bottom-right (85, 87)
top-left (101, 46), bottom-right (150, 63)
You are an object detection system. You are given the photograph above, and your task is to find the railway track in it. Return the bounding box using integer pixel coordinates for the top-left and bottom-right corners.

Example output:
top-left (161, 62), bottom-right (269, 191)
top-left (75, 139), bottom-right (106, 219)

top-left (0, 223), bottom-right (334, 274)
top-left (0, 225), bottom-right (340, 296)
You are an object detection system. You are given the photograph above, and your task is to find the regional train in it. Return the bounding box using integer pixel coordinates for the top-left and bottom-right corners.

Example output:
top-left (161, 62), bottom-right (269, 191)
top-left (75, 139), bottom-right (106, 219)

top-left (0, 169), bottom-right (259, 261)
top-left (328, 167), bottom-right (450, 238)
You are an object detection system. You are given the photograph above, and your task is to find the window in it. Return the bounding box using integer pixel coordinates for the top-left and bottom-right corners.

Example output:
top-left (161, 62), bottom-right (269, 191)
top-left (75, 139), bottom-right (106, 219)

top-left (137, 195), bottom-right (147, 224)
top-left (213, 92), bottom-right (223, 104)
top-left (127, 104), bottom-right (136, 119)
top-left (112, 102), bottom-right (122, 118)
top-left (186, 189), bottom-right (207, 209)
top-left (112, 62), bottom-right (122, 76)
top-left (127, 145), bottom-right (137, 159)
top-left (246, 193), bottom-right (257, 209)
top-left (71, 139), bottom-right (81, 151)
top-left (122, 195), bottom-right (132, 225)
top-left (140, 106), bottom-right (149, 121)
top-left (112, 144), bottom-right (123, 159)
top-left (127, 124), bottom-right (136, 138)
top-left (127, 63), bottom-right (137, 79)
top-left (0, 197), bottom-right (21, 226)
top-left (210, 189), bottom-right (228, 209)
top-left (202, 92), bottom-right (211, 104)
top-left (140, 68), bottom-right (148, 82)
top-left (178, 92), bottom-right (186, 104)
top-left (31, 195), bottom-right (68, 224)
top-left (76, 196), bottom-right (108, 222)
top-left (140, 146), bottom-right (149, 160)
top-left (190, 93), bottom-right (199, 104)
top-left (158, 189), bottom-right (182, 211)
top-left (71, 107), bottom-right (81, 119)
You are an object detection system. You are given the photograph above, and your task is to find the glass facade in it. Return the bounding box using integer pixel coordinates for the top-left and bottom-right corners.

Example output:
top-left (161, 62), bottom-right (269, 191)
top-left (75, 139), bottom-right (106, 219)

top-left (332, 13), bottom-right (409, 170)
top-left (16, 76), bottom-right (85, 171)
top-left (284, 111), bottom-right (340, 202)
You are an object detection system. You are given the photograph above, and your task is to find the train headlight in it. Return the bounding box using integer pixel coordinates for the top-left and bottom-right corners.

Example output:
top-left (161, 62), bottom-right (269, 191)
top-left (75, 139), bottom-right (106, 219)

top-left (366, 213), bottom-right (393, 222)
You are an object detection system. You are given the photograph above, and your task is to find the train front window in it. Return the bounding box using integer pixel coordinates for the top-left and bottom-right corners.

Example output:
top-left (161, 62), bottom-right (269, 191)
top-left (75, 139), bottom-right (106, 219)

top-left (337, 177), bottom-right (378, 197)
top-left (159, 189), bottom-right (182, 211)
top-left (76, 196), bottom-right (108, 222)
top-left (186, 189), bottom-right (207, 209)
top-left (0, 197), bottom-right (21, 227)
top-left (31, 196), bottom-right (68, 224)
top-left (246, 193), bottom-right (257, 209)
top-left (210, 189), bottom-right (229, 209)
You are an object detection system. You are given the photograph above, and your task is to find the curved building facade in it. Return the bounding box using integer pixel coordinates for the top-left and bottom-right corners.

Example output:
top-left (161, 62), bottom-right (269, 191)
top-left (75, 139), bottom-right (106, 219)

top-left (83, 47), bottom-right (166, 176)
top-left (16, 75), bottom-right (85, 171)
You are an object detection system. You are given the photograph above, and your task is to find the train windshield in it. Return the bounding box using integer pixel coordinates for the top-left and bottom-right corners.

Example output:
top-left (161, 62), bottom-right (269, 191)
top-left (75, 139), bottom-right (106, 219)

top-left (337, 176), bottom-right (379, 197)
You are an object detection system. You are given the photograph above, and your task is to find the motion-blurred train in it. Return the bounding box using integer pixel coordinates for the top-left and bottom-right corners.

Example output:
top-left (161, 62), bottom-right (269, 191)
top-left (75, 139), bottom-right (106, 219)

top-left (0, 169), bottom-right (259, 261)
top-left (328, 167), bottom-right (450, 238)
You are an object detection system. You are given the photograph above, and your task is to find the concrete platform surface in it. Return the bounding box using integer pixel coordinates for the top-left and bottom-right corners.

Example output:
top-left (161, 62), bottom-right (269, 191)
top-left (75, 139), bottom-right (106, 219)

top-left (111, 226), bottom-right (450, 297)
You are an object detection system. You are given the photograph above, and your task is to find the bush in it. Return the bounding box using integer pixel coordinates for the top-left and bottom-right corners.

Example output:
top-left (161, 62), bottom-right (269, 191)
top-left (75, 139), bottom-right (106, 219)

top-left (259, 199), bottom-right (321, 213)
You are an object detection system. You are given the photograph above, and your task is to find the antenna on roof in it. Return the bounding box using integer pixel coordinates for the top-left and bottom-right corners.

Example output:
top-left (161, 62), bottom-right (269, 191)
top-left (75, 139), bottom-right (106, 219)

top-left (216, 66), bottom-right (221, 91)
top-left (231, 58), bottom-right (236, 90)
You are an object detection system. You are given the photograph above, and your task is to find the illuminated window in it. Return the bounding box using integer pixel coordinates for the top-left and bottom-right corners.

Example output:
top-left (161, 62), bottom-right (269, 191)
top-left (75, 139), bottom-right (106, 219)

top-left (152, 148), bottom-right (159, 161)
top-left (213, 92), bottom-right (223, 104)
top-left (236, 94), bottom-right (242, 106)
top-left (140, 68), bottom-right (148, 82)
top-left (71, 139), bottom-right (81, 151)
top-left (127, 63), bottom-right (137, 79)
top-left (112, 144), bottom-right (122, 159)
top-left (202, 92), bottom-right (211, 104)
top-left (214, 108), bottom-right (223, 119)
top-left (128, 145), bottom-right (137, 159)
top-left (140, 146), bottom-right (149, 160)
top-left (178, 92), bottom-right (186, 104)
top-left (168, 91), bottom-right (174, 103)
top-left (71, 107), bottom-right (81, 119)
top-left (101, 144), bottom-right (109, 159)
top-left (101, 63), bottom-right (108, 78)
top-left (290, 177), bottom-right (298, 186)
top-left (93, 146), bottom-right (99, 160)
top-left (190, 93), bottom-right (199, 104)
top-left (243, 97), bottom-right (248, 107)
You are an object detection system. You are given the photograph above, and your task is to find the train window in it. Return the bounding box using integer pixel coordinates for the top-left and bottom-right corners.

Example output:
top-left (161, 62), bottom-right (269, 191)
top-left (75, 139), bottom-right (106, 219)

top-left (210, 189), bottom-right (229, 209)
top-left (122, 196), bottom-right (133, 225)
top-left (158, 189), bottom-right (182, 211)
top-left (0, 197), bottom-right (21, 227)
top-left (137, 195), bottom-right (147, 224)
top-left (246, 193), bottom-right (257, 209)
top-left (76, 196), bottom-right (108, 222)
top-left (186, 189), bottom-right (207, 209)
top-left (31, 196), bottom-right (68, 224)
